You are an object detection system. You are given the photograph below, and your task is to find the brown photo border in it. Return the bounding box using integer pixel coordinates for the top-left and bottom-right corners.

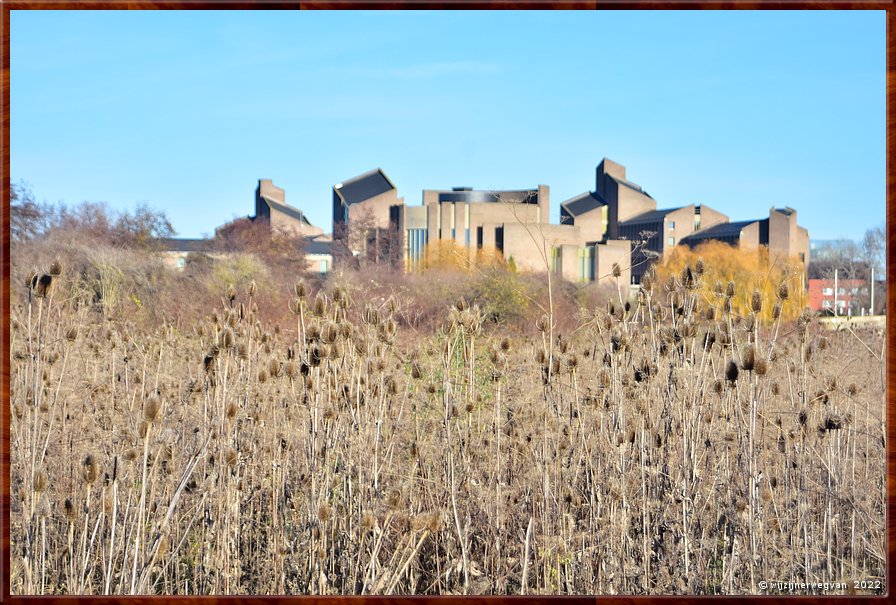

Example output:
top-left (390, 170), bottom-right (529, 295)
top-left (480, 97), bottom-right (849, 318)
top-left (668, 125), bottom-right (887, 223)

top-left (0, 2), bottom-right (892, 602)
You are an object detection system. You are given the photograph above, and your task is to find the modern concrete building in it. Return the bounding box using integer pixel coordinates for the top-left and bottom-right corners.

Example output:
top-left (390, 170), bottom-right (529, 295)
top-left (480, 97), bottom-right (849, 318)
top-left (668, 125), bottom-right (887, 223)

top-left (253, 179), bottom-right (324, 238)
top-left (556, 158), bottom-right (810, 284)
top-left (332, 168), bottom-right (404, 263)
top-left (393, 182), bottom-right (632, 290)
top-left (679, 207), bottom-right (810, 265)
top-left (160, 179), bottom-right (332, 274)
top-left (617, 204), bottom-right (729, 282)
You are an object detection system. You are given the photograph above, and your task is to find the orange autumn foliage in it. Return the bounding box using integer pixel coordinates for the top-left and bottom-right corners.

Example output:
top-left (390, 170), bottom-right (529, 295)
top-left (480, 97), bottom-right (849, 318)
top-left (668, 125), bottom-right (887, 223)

top-left (656, 240), bottom-right (807, 323)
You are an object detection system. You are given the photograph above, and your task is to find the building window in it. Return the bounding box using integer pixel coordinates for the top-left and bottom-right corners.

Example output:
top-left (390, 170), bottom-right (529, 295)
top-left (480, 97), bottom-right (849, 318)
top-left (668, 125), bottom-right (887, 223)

top-left (319, 259), bottom-right (329, 273)
top-left (465, 229), bottom-right (470, 246)
top-left (668, 221), bottom-right (675, 229)
top-left (822, 300), bottom-right (832, 309)
top-left (551, 248), bottom-right (560, 273)
top-left (837, 288), bottom-right (846, 295)
top-left (694, 216), bottom-right (701, 231)
top-left (176, 257), bottom-right (186, 269)
top-left (850, 287), bottom-right (859, 295)
top-left (822, 288), bottom-right (833, 296)
top-left (668, 236), bottom-right (675, 246)
top-left (799, 252), bottom-right (805, 262)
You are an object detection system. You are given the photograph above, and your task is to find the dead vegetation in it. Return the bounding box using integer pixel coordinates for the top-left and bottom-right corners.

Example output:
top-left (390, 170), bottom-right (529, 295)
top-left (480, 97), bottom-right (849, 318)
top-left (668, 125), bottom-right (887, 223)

top-left (9, 242), bottom-right (886, 595)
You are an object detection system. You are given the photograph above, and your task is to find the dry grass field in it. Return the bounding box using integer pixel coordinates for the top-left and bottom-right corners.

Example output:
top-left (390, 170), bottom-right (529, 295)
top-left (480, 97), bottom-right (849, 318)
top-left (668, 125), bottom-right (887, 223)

top-left (9, 246), bottom-right (886, 595)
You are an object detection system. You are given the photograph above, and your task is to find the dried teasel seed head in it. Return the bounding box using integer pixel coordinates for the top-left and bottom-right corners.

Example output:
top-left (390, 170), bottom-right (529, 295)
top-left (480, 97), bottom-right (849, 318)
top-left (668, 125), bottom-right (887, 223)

top-left (82, 454), bottom-right (98, 484)
top-left (750, 290), bottom-right (763, 314)
top-left (754, 358), bottom-right (768, 376)
top-left (741, 345), bottom-right (756, 372)
top-left (694, 258), bottom-right (705, 276)
top-left (313, 293), bottom-right (328, 316)
top-left (248, 280), bottom-right (257, 298)
top-left (680, 265), bottom-right (696, 290)
top-left (777, 282), bottom-right (789, 301)
top-left (294, 279), bottom-right (309, 299)
top-left (318, 503), bottom-right (331, 522)
top-left (48, 260), bottom-right (63, 276)
top-left (535, 315), bottom-right (549, 333)
top-left (220, 328), bottom-right (234, 349)
top-left (33, 470), bottom-right (48, 494)
top-left (321, 322), bottom-right (338, 345)
top-left (725, 360), bottom-right (739, 383)
top-left (63, 498), bottom-right (76, 522)
top-left (641, 272), bottom-right (653, 293)
top-left (725, 281), bottom-right (736, 298)
top-left (611, 263), bottom-right (622, 278)
top-left (143, 396), bottom-right (162, 422)
top-left (65, 326), bottom-right (79, 342)
top-left (34, 274), bottom-right (53, 299)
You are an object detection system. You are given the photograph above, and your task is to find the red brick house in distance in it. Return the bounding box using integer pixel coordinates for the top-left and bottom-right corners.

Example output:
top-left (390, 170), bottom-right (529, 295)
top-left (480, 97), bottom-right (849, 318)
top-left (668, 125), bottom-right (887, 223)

top-left (807, 278), bottom-right (870, 315)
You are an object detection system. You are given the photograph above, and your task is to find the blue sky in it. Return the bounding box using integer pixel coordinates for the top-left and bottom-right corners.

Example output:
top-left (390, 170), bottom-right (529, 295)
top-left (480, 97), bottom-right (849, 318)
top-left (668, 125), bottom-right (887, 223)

top-left (10, 10), bottom-right (885, 240)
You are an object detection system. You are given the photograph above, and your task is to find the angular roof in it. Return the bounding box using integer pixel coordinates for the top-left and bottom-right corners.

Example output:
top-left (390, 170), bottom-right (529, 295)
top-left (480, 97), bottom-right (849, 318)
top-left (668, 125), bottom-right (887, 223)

top-left (334, 168), bottom-right (396, 206)
top-left (560, 191), bottom-right (607, 216)
top-left (610, 174), bottom-right (653, 199)
top-left (680, 219), bottom-right (761, 243)
top-left (619, 206), bottom-right (687, 226)
top-left (304, 238), bottom-right (332, 255)
top-left (260, 195), bottom-right (314, 226)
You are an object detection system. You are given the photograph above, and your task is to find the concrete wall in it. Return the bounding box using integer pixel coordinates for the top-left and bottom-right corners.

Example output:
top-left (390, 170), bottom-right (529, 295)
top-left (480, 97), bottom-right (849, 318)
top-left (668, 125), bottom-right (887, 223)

top-left (269, 207), bottom-right (324, 238)
top-left (662, 206), bottom-right (697, 252)
top-left (558, 244), bottom-right (580, 283)
top-left (616, 184), bottom-right (657, 224)
top-left (256, 180), bottom-right (286, 219)
top-left (570, 204), bottom-right (607, 243)
top-left (739, 221), bottom-right (761, 250)
top-left (595, 239), bottom-right (632, 288)
top-left (501, 223), bottom-right (578, 273)
top-left (347, 189), bottom-right (402, 231)
top-left (697, 205), bottom-right (728, 232)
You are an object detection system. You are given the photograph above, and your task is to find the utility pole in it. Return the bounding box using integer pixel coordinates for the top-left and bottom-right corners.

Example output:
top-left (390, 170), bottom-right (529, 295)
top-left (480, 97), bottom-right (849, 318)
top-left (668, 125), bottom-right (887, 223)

top-left (870, 266), bottom-right (875, 316)
top-left (834, 269), bottom-right (839, 317)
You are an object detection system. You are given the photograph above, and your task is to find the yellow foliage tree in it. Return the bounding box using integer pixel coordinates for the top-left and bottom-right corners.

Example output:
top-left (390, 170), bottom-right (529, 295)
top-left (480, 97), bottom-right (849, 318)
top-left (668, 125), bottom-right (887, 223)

top-left (422, 239), bottom-right (505, 272)
top-left (656, 241), bottom-right (807, 322)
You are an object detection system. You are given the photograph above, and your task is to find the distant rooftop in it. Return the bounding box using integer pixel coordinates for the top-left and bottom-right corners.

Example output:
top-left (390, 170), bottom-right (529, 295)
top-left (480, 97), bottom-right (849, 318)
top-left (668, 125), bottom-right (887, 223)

top-left (157, 238), bottom-right (215, 253)
top-left (561, 191), bottom-right (607, 216)
top-left (434, 188), bottom-right (539, 204)
top-left (259, 195), bottom-right (314, 225)
top-left (610, 174), bottom-right (653, 199)
top-left (680, 219), bottom-right (761, 243)
top-left (334, 168), bottom-right (396, 206)
top-left (304, 238), bottom-right (332, 256)
top-left (619, 206), bottom-right (687, 226)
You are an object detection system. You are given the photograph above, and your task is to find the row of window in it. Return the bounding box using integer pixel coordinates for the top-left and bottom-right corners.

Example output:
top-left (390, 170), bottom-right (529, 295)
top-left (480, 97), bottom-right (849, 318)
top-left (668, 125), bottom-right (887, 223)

top-left (821, 287), bottom-right (868, 296)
